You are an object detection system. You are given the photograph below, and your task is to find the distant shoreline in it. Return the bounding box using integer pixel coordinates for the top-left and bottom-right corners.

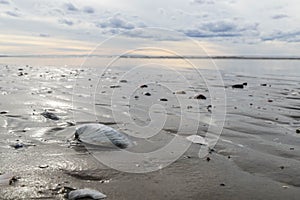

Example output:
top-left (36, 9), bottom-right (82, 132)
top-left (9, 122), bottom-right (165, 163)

top-left (1, 54), bottom-right (300, 60)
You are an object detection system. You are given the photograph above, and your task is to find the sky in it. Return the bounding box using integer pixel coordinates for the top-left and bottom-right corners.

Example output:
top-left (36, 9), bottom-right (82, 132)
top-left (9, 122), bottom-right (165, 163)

top-left (0, 0), bottom-right (299, 56)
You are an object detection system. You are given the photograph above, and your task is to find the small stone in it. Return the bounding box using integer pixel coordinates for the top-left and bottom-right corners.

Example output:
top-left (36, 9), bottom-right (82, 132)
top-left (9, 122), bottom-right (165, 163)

top-left (243, 82), bottom-right (247, 86)
top-left (41, 111), bottom-right (59, 120)
top-left (268, 99), bottom-right (273, 102)
top-left (144, 92), bottom-right (151, 96)
top-left (160, 98), bottom-right (168, 102)
top-left (280, 166), bottom-right (284, 170)
top-left (232, 84), bottom-right (244, 89)
top-left (39, 165), bottom-right (49, 169)
top-left (175, 91), bottom-right (186, 94)
top-left (119, 80), bottom-right (127, 83)
top-left (12, 143), bottom-right (24, 149)
top-left (0, 111), bottom-right (8, 114)
top-left (194, 94), bottom-right (206, 100)
top-left (296, 129), bottom-right (300, 134)
top-left (260, 83), bottom-right (267, 86)
top-left (206, 157), bottom-right (211, 162)
top-left (220, 183), bottom-right (226, 187)
top-left (140, 84), bottom-right (148, 88)
top-left (110, 85), bottom-right (121, 88)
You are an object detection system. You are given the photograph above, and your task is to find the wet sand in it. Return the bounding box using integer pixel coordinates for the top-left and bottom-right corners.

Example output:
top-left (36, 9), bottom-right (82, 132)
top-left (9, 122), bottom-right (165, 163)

top-left (0, 62), bottom-right (300, 199)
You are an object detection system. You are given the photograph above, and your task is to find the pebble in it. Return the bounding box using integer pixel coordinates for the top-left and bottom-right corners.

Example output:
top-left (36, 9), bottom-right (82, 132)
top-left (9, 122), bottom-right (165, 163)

top-left (194, 94), bottom-right (207, 100)
top-left (140, 84), bottom-right (148, 88)
top-left (232, 84), bottom-right (244, 89)
top-left (68, 188), bottom-right (107, 200)
top-left (110, 85), bottom-right (121, 88)
top-left (41, 111), bottom-right (59, 120)
top-left (175, 90), bottom-right (186, 94)
top-left (296, 129), bottom-right (300, 134)
top-left (144, 92), bottom-right (151, 96)
top-left (160, 98), bottom-right (168, 102)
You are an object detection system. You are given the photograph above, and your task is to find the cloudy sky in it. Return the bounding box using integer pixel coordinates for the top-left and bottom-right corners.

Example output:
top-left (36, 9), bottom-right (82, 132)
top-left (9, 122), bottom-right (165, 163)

top-left (0, 0), bottom-right (299, 56)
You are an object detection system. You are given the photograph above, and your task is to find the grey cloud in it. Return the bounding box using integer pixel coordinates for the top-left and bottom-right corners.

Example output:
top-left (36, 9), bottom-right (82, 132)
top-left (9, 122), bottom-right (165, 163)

top-left (59, 19), bottom-right (74, 26)
top-left (0, 0), bottom-right (9, 4)
top-left (271, 14), bottom-right (288, 19)
top-left (192, 0), bottom-right (215, 4)
top-left (64, 3), bottom-right (78, 12)
top-left (6, 11), bottom-right (20, 17)
top-left (83, 6), bottom-right (94, 14)
top-left (97, 15), bottom-right (135, 30)
top-left (262, 30), bottom-right (300, 42)
top-left (182, 20), bottom-right (259, 38)
top-left (39, 33), bottom-right (50, 37)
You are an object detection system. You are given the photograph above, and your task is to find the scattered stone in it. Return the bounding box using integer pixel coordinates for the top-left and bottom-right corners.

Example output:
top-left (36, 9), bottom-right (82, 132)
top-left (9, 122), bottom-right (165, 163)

top-left (296, 129), bottom-right (300, 134)
top-left (134, 95), bottom-right (139, 99)
top-left (243, 82), bottom-right (247, 86)
top-left (119, 80), bottom-right (127, 83)
top-left (68, 188), bottom-right (107, 200)
top-left (9, 176), bottom-right (19, 186)
top-left (268, 99), bottom-right (273, 102)
top-left (290, 147), bottom-right (294, 150)
top-left (206, 157), bottom-right (211, 162)
top-left (39, 165), bottom-right (49, 169)
top-left (175, 90), bottom-right (186, 94)
top-left (144, 92), bottom-right (151, 96)
top-left (220, 183), bottom-right (226, 187)
top-left (187, 106), bottom-right (193, 109)
top-left (280, 166), bottom-right (285, 170)
top-left (110, 85), bottom-right (121, 89)
top-left (0, 111), bottom-right (8, 114)
top-left (260, 83), bottom-right (267, 86)
top-left (18, 68), bottom-right (23, 71)
top-left (11, 143), bottom-right (24, 149)
top-left (18, 72), bottom-right (24, 76)
top-left (232, 84), bottom-right (244, 89)
top-left (186, 135), bottom-right (208, 146)
top-left (140, 84), bottom-right (148, 88)
top-left (75, 124), bottom-right (132, 149)
top-left (160, 98), bottom-right (168, 102)
top-left (41, 111), bottom-right (59, 120)
top-left (194, 94), bottom-right (207, 100)
top-left (227, 156), bottom-right (231, 159)
top-left (207, 105), bottom-right (212, 112)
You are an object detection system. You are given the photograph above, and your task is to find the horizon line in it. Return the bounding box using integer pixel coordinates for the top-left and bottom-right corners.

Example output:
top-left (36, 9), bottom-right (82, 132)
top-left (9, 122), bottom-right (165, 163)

top-left (1, 54), bottom-right (300, 60)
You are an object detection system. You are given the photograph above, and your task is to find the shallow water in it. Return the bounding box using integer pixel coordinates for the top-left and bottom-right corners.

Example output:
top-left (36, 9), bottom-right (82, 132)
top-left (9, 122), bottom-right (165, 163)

top-left (0, 57), bottom-right (300, 199)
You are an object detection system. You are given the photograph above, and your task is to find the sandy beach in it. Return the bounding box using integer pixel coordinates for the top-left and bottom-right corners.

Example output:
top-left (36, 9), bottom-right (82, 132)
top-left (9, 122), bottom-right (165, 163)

top-left (0, 59), bottom-right (299, 199)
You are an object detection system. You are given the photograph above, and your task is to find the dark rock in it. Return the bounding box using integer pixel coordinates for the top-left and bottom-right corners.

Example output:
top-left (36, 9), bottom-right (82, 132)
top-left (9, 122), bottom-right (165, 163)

top-left (119, 80), bottom-right (127, 83)
top-left (267, 99), bottom-right (273, 102)
top-left (39, 165), bottom-right (49, 169)
top-left (144, 92), bottom-right (151, 96)
top-left (140, 84), bottom-right (148, 88)
top-left (134, 95), bottom-right (139, 99)
top-left (41, 111), bottom-right (59, 120)
top-left (0, 111), bottom-right (8, 114)
top-left (232, 84), bottom-right (244, 89)
top-left (260, 83), bottom-right (267, 86)
top-left (206, 157), bottom-right (211, 162)
top-left (243, 82), bottom-right (247, 86)
top-left (110, 85), bottom-right (121, 88)
top-left (11, 143), bottom-right (24, 149)
top-left (280, 166), bottom-right (285, 170)
top-left (194, 94), bottom-right (207, 100)
top-left (296, 129), bottom-right (300, 134)
top-left (160, 98), bottom-right (168, 102)
top-left (220, 183), bottom-right (226, 187)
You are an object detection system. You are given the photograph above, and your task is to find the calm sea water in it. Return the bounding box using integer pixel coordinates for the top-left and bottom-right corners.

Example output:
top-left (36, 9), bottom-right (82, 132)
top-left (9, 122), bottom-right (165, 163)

top-left (0, 57), bottom-right (299, 76)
